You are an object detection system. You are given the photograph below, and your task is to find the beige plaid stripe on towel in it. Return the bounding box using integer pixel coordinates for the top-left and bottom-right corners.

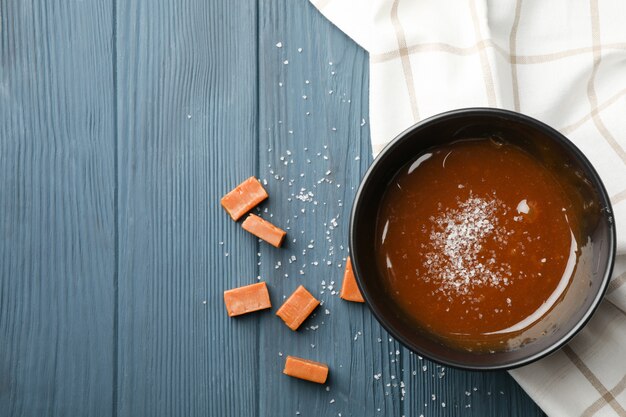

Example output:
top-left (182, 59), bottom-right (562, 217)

top-left (309, 0), bottom-right (626, 415)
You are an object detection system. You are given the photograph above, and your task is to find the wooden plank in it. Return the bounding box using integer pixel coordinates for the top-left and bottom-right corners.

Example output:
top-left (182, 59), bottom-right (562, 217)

top-left (256, 1), bottom-right (547, 416)
top-left (0, 1), bottom-right (115, 416)
top-left (257, 1), bottom-right (381, 415)
top-left (114, 0), bottom-right (260, 416)
top-left (399, 355), bottom-right (547, 416)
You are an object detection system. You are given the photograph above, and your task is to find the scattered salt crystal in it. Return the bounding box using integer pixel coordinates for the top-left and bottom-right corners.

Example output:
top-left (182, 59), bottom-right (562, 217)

top-left (276, 41), bottom-right (283, 48)
top-left (298, 47), bottom-right (303, 53)
top-left (423, 195), bottom-right (514, 296)
top-left (283, 60), bottom-right (289, 65)
top-left (517, 199), bottom-right (530, 214)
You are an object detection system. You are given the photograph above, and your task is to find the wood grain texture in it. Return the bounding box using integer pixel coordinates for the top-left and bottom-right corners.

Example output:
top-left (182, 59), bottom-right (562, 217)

top-left (0, 1), bottom-right (115, 416)
top-left (114, 0), bottom-right (260, 416)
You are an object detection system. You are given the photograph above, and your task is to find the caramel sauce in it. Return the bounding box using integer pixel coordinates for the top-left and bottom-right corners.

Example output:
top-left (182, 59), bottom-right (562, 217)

top-left (375, 138), bottom-right (582, 351)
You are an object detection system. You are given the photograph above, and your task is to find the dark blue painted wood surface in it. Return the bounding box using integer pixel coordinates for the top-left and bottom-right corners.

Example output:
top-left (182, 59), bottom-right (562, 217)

top-left (0, 0), bottom-right (546, 416)
top-left (0, 1), bottom-right (115, 416)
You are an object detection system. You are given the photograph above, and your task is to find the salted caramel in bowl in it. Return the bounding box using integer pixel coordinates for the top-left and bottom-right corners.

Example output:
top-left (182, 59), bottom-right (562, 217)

top-left (350, 109), bottom-right (615, 370)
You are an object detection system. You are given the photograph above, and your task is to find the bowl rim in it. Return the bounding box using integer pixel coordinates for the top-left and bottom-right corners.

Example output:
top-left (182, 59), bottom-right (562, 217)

top-left (349, 107), bottom-right (617, 371)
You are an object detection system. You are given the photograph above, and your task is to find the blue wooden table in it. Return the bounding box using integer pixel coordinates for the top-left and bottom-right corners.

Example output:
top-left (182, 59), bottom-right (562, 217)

top-left (0, 0), bottom-right (547, 416)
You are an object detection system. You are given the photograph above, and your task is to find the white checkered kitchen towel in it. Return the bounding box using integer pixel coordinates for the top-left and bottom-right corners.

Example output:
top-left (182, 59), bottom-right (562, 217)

top-left (309, 0), bottom-right (626, 416)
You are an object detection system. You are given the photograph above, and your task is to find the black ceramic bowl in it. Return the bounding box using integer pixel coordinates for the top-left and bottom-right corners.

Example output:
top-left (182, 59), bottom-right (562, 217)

top-left (350, 108), bottom-right (616, 370)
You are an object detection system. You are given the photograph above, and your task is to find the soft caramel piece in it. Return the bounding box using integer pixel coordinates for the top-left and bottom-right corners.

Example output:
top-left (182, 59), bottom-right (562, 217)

top-left (221, 177), bottom-right (269, 221)
top-left (340, 256), bottom-right (365, 303)
top-left (276, 285), bottom-right (319, 330)
top-left (223, 282), bottom-right (271, 317)
top-left (241, 214), bottom-right (286, 247)
top-left (283, 356), bottom-right (329, 384)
